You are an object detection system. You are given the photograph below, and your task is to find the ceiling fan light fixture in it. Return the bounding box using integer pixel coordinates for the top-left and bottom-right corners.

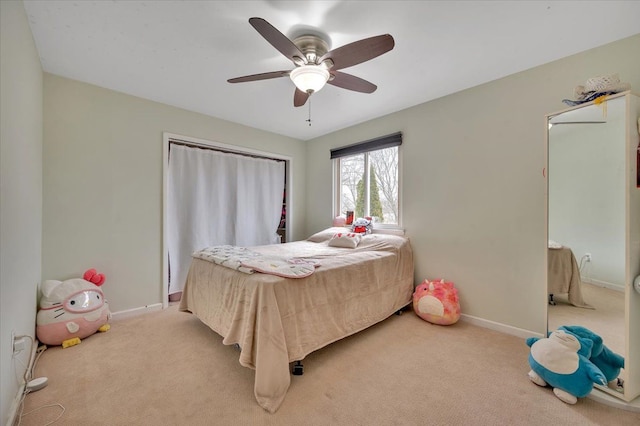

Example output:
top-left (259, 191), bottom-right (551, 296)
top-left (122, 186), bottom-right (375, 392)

top-left (290, 65), bottom-right (330, 94)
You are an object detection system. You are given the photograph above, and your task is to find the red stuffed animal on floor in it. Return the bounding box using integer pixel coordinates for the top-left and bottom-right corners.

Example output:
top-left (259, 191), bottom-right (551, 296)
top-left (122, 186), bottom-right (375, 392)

top-left (413, 278), bottom-right (461, 325)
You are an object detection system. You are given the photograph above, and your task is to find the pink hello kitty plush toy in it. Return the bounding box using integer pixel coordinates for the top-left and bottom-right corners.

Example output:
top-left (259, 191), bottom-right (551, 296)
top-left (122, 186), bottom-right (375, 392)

top-left (413, 278), bottom-right (461, 325)
top-left (36, 268), bottom-right (111, 348)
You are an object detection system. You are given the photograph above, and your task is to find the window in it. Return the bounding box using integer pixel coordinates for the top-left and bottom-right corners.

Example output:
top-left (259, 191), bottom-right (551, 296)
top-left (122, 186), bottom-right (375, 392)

top-left (332, 132), bottom-right (402, 227)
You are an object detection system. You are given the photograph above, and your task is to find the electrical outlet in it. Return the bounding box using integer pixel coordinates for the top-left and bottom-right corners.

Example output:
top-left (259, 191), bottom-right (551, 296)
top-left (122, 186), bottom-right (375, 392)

top-left (11, 331), bottom-right (27, 356)
top-left (13, 336), bottom-right (26, 353)
top-left (585, 253), bottom-right (592, 262)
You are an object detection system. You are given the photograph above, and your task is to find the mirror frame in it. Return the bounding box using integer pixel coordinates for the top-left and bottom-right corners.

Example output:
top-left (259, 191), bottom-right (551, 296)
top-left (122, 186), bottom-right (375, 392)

top-left (545, 91), bottom-right (640, 404)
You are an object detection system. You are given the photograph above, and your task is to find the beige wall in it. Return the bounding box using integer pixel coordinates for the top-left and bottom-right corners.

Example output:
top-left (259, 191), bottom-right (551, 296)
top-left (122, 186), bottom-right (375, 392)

top-left (305, 34), bottom-right (640, 334)
top-left (43, 74), bottom-right (306, 313)
top-left (0, 1), bottom-right (43, 423)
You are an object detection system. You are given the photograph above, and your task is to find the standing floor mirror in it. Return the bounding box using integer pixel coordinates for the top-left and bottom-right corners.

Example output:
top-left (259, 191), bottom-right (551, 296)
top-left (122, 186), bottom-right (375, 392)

top-left (545, 91), bottom-right (640, 406)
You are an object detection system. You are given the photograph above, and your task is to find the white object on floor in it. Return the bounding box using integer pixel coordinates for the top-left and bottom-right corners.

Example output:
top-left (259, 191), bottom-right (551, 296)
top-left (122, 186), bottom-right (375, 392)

top-left (26, 377), bottom-right (48, 392)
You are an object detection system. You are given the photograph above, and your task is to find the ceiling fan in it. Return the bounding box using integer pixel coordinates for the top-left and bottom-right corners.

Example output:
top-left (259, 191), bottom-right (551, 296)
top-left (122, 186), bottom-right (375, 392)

top-left (228, 17), bottom-right (395, 107)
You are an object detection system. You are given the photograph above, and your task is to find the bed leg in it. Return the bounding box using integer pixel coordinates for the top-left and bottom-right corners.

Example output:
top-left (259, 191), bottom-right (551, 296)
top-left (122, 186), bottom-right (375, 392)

top-left (396, 304), bottom-right (411, 315)
top-left (292, 361), bottom-right (304, 376)
top-left (548, 294), bottom-right (556, 306)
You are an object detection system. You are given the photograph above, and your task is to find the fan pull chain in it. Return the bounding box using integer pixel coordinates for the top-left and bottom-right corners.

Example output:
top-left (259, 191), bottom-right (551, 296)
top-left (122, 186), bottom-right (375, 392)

top-left (306, 97), bottom-right (312, 126)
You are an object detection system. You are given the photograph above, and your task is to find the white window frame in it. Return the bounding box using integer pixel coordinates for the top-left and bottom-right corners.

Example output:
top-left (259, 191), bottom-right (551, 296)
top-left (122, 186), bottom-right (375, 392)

top-left (332, 133), bottom-right (403, 231)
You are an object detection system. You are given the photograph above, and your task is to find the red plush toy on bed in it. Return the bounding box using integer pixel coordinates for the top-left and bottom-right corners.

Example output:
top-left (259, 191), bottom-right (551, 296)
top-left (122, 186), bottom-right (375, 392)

top-left (413, 278), bottom-right (461, 325)
top-left (351, 217), bottom-right (372, 234)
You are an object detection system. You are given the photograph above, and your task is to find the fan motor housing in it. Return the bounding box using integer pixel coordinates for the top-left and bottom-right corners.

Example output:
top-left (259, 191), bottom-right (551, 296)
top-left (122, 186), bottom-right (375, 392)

top-left (293, 35), bottom-right (330, 63)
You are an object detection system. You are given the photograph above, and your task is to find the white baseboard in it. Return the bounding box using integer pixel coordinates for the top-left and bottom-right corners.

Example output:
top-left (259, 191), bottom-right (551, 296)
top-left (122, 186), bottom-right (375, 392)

top-left (581, 278), bottom-right (625, 292)
top-left (6, 381), bottom-right (27, 426)
top-left (459, 313), bottom-right (543, 339)
top-left (110, 303), bottom-right (163, 321)
top-left (6, 339), bottom-right (38, 426)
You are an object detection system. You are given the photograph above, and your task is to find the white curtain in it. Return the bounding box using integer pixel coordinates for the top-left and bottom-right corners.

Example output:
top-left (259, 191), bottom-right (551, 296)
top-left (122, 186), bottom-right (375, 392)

top-left (167, 144), bottom-right (285, 295)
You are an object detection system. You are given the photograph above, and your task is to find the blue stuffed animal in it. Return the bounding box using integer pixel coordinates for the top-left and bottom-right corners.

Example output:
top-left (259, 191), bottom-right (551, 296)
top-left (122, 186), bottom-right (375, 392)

top-left (526, 329), bottom-right (607, 404)
top-left (557, 325), bottom-right (625, 392)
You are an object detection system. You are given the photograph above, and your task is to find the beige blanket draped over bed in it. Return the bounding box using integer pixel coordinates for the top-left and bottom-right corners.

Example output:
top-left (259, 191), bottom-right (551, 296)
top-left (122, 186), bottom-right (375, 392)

top-left (179, 229), bottom-right (414, 413)
top-left (548, 247), bottom-right (592, 308)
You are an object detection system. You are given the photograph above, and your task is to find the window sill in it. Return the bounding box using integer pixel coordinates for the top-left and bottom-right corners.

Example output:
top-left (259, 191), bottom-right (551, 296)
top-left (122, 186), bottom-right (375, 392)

top-left (336, 225), bottom-right (405, 236)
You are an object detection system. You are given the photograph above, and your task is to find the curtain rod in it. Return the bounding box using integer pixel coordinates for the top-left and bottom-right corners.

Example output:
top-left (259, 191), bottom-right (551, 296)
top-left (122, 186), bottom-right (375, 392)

top-left (169, 139), bottom-right (285, 162)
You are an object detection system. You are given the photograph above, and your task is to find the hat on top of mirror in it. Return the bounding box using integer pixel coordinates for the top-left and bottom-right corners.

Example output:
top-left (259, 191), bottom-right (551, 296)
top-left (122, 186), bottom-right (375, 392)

top-left (563, 73), bottom-right (631, 106)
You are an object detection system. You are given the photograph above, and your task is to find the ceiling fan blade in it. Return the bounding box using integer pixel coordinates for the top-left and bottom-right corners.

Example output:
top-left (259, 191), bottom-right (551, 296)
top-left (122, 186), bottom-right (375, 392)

top-left (294, 89), bottom-right (309, 107)
top-left (249, 17), bottom-right (306, 64)
top-left (328, 71), bottom-right (377, 93)
top-left (320, 34), bottom-right (394, 71)
top-left (227, 70), bottom-right (290, 83)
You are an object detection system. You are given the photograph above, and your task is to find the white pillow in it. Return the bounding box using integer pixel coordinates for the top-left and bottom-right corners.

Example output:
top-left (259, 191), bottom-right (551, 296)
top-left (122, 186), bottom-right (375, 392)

top-left (327, 232), bottom-right (362, 248)
top-left (307, 227), bottom-right (351, 242)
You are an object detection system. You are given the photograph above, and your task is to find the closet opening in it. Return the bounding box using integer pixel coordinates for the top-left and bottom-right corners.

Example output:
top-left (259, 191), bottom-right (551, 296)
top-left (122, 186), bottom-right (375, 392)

top-left (162, 133), bottom-right (291, 306)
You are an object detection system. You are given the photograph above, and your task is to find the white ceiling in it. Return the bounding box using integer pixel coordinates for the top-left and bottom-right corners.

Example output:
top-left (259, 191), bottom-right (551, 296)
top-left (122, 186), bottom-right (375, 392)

top-left (22, 1), bottom-right (640, 141)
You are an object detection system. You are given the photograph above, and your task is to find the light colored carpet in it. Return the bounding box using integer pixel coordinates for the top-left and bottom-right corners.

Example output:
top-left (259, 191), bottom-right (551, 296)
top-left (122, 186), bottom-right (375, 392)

top-left (548, 282), bottom-right (625, 355)
top-left (18, 305), bottom-right (640, 426)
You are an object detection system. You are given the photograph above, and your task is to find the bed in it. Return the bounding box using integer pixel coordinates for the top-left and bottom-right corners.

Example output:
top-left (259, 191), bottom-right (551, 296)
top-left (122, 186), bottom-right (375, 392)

top-left (547, 242), bottom-right (592, 308)
top-left (178, 227), bottom-right (414, 413)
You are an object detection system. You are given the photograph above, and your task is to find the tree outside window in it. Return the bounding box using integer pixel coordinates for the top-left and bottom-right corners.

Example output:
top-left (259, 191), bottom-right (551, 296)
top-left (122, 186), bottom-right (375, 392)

top-left (337, 146), bottom-right (399, 225)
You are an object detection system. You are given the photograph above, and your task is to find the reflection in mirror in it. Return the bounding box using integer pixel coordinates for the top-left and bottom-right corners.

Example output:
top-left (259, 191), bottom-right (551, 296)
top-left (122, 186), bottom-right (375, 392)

top-left (547, 96), bottom-right (626, 396)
